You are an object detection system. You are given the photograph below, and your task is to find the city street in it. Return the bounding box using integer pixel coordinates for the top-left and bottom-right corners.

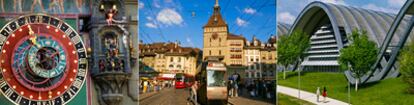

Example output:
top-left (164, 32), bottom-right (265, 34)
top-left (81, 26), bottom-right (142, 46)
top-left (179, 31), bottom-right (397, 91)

top-left (139, 88), bottom-right (191, 105)
top-left (139, 87), bottom-right (274, 105)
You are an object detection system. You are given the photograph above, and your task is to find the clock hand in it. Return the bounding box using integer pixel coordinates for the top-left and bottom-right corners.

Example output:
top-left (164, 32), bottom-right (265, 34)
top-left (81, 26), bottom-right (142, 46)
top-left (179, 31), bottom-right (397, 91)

top-left (39, 52), bottom-right (59, 63)
top-left (27, 25), bottom-right (37, 45)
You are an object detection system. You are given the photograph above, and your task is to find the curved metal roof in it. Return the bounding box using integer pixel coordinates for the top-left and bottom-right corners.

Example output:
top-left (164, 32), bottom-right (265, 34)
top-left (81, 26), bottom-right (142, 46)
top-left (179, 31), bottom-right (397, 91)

top-left (288, 1), bottom-right (414, 84)
top-left (277, 23), bottom-right (291, 36)
top-left (290, 1), bottom-right (412, 49)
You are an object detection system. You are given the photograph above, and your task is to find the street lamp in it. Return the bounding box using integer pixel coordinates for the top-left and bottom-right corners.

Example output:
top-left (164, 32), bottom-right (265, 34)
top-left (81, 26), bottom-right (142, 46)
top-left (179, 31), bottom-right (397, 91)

top-left (348, 62), bottom-right (351, 105)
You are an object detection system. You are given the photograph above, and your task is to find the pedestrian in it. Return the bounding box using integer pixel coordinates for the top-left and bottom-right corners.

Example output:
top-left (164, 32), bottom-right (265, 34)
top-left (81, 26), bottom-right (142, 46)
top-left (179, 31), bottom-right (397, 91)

top-left (247, 81), bottom-right (254, 97)
top-left (190, 80), bottom-right (199, 104)
top-left (316, 87), bottom-right (320, 102)
top-left (255, 80), bottom-right (259, 97)
top-left (261, 79), bottom-right (266, 98)
top-left (143, 80), bottom-right (148, 93)
top-left (232, 72), bottom-right (239, 97)
top-left (228, 79), bottom-right (234, 97)
top-left (322, 86), bottom-right (327, 103)
top-left (266, 81), bottom-right (272, 99)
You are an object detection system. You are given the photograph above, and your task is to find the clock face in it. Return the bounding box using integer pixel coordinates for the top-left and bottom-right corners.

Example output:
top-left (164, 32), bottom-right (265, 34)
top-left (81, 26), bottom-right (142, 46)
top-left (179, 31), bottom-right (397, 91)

top-left (212, 33), bottom-right (218, 40)
top-left (0, 14), bottom-right (87, 105)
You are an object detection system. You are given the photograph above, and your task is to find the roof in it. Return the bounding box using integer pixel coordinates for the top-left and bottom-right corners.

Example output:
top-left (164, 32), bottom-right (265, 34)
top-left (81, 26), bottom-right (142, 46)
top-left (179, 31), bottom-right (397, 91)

top-left (290, 1), bottom-right (412, 48)
top-left (227, 33), bottom-right (245, 40)
top-left (203, 4), bottom-right (227, 27)
top-left (139, 42), bottom-right (200, 57)
top-left (277, 23), bottom-right (291, 36)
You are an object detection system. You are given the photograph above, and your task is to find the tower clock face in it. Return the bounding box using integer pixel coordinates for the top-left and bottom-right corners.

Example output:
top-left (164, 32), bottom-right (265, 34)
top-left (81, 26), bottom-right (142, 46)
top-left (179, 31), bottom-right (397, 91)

top-left (0, 14), bottom-right (87, 105)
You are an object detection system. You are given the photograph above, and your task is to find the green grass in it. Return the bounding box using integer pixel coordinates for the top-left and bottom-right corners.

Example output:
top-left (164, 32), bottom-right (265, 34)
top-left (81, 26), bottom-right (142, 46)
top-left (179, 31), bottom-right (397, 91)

top-left (277, 72), bottom-right (414, 105)
top-left (278, 93), bottom-right (315, 105)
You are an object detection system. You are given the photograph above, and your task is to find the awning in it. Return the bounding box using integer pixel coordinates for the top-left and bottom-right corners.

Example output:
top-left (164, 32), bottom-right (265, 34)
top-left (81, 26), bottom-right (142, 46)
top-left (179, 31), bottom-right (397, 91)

top-left (157, 74), bottom-right (176, 80)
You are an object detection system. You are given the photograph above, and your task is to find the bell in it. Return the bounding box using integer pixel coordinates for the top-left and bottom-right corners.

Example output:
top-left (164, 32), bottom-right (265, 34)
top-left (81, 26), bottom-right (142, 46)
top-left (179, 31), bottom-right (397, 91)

top-left (100, 4), bottom-right (104, 11)
top-left (112, 5), bottom-right (117, 10)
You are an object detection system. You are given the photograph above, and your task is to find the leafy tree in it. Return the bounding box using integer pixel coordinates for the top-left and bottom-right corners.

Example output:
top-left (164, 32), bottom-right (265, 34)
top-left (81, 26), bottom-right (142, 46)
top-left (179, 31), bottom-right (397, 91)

top-left (338, 30), bottom-right (378, 91)
top-left (399, 38), bottom-right (414, 94)
top-left (277, 30), bottom-right (310, 79)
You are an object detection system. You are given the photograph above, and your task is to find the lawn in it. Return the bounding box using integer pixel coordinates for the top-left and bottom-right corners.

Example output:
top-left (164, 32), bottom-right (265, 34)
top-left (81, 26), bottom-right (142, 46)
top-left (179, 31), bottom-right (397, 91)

top-left (277, 72), bottom-right (414, 105)
top-left (278, 93), bottom-right (315, 105)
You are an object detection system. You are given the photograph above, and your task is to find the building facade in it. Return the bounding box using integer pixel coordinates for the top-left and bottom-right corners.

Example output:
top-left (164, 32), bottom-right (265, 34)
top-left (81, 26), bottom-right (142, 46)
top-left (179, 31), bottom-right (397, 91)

top-left (139, 42), bottom-right (200, 77)
top-left (202, 0), bottom-right (278, 80)
top-left (0, 0), bottom-right (138, 105)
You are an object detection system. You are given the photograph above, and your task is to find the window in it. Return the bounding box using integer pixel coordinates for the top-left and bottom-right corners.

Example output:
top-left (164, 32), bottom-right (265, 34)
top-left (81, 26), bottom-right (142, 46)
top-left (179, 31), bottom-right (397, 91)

top-left (170, 57), bottom-right (173, 62)
top-left (219, 50), bottom-right (221, 55)
top-left (169, 65), bottom-right (173, 68)
top-left (178, 57), bottom-right (181, 62)
top-left (230, 54), bottom-right (242, 59)
top-left (209, 50), bottom-right (211, 55)
top-left (251, 59), bottom-right (253, 62)
top-left (256, 58), bottom-right (259, 62)
top-left (262, 57), bottom-right (266, 60)
top-left (177, 65), bottom-right (182, 69)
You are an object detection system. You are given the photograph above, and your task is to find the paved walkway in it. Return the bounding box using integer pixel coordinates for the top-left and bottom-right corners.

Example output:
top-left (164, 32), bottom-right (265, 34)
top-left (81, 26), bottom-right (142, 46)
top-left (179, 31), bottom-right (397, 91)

top-left (277, 85), bottom-right (349, 105)
top-left (228, 88), bottom-right (275, 105)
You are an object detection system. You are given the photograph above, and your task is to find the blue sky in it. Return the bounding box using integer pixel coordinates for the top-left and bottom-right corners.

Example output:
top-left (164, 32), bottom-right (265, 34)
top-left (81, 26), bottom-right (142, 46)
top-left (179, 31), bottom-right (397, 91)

top-left (277, 0), bottom-right (407, 25)
top-left (139, 0), bottom-right (276, 49)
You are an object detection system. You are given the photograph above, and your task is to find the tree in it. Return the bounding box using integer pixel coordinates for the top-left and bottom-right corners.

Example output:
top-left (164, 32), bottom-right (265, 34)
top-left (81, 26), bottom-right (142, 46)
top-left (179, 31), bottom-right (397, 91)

top-left (338, 30), bottom-right (378, 91)
top-left (277, 30), bottom-right (310, 79)
top-left (399, 38), bottom-right (414, 94)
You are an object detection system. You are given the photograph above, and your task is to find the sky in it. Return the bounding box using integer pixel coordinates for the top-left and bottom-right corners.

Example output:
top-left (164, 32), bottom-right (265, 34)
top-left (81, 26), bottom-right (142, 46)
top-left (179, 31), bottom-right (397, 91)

top-left (277, 0), bottom-right (407, 25)
top-left (139, 0), bottom-right (276, 49)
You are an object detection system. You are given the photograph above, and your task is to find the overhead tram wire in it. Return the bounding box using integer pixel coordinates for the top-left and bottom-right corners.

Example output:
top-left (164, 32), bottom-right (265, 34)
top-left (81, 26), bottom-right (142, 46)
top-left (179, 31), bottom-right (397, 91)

top-left (229, 0), bottom-right (258, 32)
top-left (222, 0), bottom-right (232, 16)
top-left (140, 27), bottom-right (155, 43)
top-left (145, 0), bottom-right (167, 42)
top-left (253, 13), bottom-right (275, 36)
top-left (139, 33), bottom-right (150, 43)
top-left (233, 0), bottom-right (271, 34)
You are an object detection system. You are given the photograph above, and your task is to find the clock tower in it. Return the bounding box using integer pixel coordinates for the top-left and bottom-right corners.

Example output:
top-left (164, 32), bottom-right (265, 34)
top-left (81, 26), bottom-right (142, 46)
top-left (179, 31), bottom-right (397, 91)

top-left (203, 0), bottom-right (229, 61)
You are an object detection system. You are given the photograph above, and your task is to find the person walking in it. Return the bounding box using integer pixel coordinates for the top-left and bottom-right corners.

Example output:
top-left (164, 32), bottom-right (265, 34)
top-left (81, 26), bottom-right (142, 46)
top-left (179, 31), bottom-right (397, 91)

top-left (228, 76), bottom-right (234, 97)
top-left (189, 80), bottom-right (199, 105)
top-left (316, 87), bottom-right (321, 102)
top-left (143, 80), bottom-right (148, 93)
top-left (322, 86), bottom-right (327, 103)
top-left (232, 73), bottom-right (239, 97)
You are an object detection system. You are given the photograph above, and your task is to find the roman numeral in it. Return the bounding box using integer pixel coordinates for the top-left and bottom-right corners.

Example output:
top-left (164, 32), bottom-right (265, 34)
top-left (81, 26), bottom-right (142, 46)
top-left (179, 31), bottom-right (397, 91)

top-left (65, 28), bottom-right (73, 36)
top-left (16, 95), bottom-right (22, 104)
top-left (77, 68), bottom-right (86, 77)
top-left (73, 79), bottom-right (82, 88)
top-left (71, 36), bottom-right (81, 44)
top-left (77, 48), bottom-right (85, 53)
top-left (79, 58), bottom-right (87, 64)
top-left (4, 87), bottom-right (13, 96)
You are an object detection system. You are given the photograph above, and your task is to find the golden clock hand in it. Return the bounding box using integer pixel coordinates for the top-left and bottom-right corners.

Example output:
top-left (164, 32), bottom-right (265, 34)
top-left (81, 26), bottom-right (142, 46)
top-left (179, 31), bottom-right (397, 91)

top-left (27, 25), bottom-right (37, 45)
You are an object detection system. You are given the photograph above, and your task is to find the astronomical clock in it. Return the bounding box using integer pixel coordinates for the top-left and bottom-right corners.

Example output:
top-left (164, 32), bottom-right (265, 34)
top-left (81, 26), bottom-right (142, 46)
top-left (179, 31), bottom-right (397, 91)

top-left (0, 14), bottom-right (87, 105)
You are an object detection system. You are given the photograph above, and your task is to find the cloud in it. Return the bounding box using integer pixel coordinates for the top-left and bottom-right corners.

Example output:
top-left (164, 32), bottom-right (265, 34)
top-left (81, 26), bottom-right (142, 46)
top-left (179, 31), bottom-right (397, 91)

top-left (156, 8), bottom-right (184, 26)
top-left (236, 17), bottom-right (248, 27)
top-left (145, 23), bottom-right (157, 28)
top-left (310, 0), bottom-right (346, 5)
top-left (244, 7), bottom-right (256, 14)
top-left (153, 0), bottom-right (161, 8)
top-left (388, 0), bottom-right (406, 7)
top-left (186, 37), bottom-right (195, 47)
top-left (362, 3), bottom-right (398, 13)
top-left (139, 2), bottom-right (144, 9)
top-left (165, 0), bottom-right (173, 3)
top-left (146, 16), bottom-right (153, 21)
top-left (278, 12), bottom-right (295, 24)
